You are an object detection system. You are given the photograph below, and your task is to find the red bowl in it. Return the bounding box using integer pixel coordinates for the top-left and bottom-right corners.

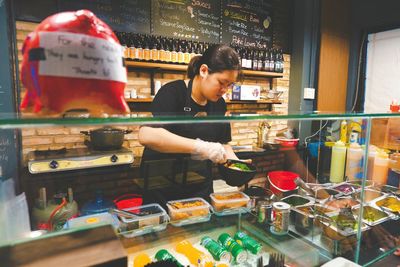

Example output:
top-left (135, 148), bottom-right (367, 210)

top-left (275, 137), bottom-right (299, 147)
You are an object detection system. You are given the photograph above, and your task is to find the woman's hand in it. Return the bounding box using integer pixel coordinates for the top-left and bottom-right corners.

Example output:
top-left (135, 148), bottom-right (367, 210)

top-left (192, 138), bottom-right (227, 163)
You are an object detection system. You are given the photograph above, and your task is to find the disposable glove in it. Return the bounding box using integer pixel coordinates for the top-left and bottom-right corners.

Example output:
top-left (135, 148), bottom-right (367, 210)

top-left (192, 138), bottom-right (227, 163)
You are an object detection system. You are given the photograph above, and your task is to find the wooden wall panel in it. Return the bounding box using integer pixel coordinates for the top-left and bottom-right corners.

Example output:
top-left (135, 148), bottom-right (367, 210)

top-left (317, 0), bottom-right (350, 112)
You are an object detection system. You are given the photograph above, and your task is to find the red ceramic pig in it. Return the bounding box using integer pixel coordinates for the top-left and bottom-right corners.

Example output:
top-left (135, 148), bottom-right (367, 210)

top-left (20, 10), bottom-right (130, 115)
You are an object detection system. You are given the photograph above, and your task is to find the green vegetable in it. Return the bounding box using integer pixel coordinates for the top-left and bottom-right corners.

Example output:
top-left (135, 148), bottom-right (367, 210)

top-left (227, 162), bottom-right (251, 171)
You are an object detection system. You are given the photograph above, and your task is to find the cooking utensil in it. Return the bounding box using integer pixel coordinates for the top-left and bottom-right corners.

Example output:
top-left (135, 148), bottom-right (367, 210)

top-left (81, 127), bottom-right (132, 150)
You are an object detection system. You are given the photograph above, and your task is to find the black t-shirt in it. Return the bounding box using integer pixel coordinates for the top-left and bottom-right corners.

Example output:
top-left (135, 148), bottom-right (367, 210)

top-left (149, 79), bottom-right (231, 143)
top-left (140, 80), bottom-right (232, 203)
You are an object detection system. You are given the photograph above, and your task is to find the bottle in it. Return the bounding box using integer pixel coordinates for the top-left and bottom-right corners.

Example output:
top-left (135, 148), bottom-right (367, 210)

top-left (134, 253), bottom-right (151, 267)
top-left (372, 150), bottom-right (389, 185)
top-left (171, 41), bottom-right (178, 63)
top-left (218, 233), bottom-right (248, 264)
top-left (175, 240), bottom-right (213, 267)
top-left (183, 42), bottom-right (190, 64)
top-left (367, 146), bottom-right (377, 180)
top-left (189, 41), bottom-right (197, 61)
top-left (150, 37), bottom-right (158, 62)
top-left (234, 231), bottom-right (262, 255)
top-left (136, 36), bottom-right (143, 61)
top-left (155, 249), bottom-right (184, 267)
top-left (345, 143), bottom-right (364, 180)
top-left (241, 48), bottom-right (247, 69)
top-left (264, 49), bottom-right (271, 71)
top-left (143, 36), bottom-right (150, 61)
top-left (246, 48), bottom-right (252, 70)
top-left (260, 50), bottom-right (266, 71)
top-left (279, 49), bottom-right (284, 73)
top-left (271, 49), bottom-right (276, 72)
top-left (165, 38), bottom-right (172, 63)
top-left (177, 43), bottom-right (184, 64)
top-left (159, 38), bottom-right (166, 62)
top-left (340, 120), bottom-right (348, 143)
top-left (329, 141), bottom-right (347, 183)
top-left (201, 236), bottom-right (231, 262)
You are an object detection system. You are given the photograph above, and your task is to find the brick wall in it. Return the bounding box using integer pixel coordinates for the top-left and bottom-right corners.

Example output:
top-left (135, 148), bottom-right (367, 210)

top-left (16, 21), bottom-right (290, 164)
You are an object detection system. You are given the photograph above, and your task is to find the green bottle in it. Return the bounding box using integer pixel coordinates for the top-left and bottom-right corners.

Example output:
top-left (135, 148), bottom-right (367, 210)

top-left (201, 236), bottom-right (232, 262)
top-left (218, 233), bottom-right (248, 264)
top-left (234, 231), bottom-right (262, 254)
top-left (155, 249), bottom-right (184, 267)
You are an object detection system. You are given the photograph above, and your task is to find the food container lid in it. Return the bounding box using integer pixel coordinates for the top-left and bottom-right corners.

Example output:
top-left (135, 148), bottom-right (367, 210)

top-left (272, 201), bottom-right (291, 210)
top-left (167, 197), bottom-right (210, 212)
top-left (118, 203), bottom-right (167, 223)
top-left (210, 191), bottom-right (250, 203)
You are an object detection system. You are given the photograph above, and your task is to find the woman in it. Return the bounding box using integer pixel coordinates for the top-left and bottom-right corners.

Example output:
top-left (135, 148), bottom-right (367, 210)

top-left (138, 44), bottom-right (241, 203)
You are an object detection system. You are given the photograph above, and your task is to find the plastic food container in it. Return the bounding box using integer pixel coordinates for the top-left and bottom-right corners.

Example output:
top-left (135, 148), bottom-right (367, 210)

top-left (352, 205), bottom-right (391, 226)
top-left (315, 188), bottom-right (342, 202)
top-left (275, 137), bottom-right (299, 147)
top-left (167, 197), bottom-right (211, 226)
top-left (330, 182), bottom-right (360, 195)
top-left (281, 194), bottom-right (313, 207)
top-left (267, 171), bottom-right (299, 197)
top-left (374, 196), bottom-right (400, 214)
top-left (210, 191), bottom-right (250, 216)
top-left (113, 203), bottom-right (169, 238)
top-left (352, 189), bottom-right (384, 203)
top-left (319, 212), bottom-right (369, 238)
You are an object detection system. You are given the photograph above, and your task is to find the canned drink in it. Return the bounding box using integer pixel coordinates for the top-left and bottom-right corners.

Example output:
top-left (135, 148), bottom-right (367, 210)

top-left (257, 200), bottom-right (272, 224)
top-left (218, 233), bottom-right (248, 264)
top-left (234, 231), bottom-right (262, 255)
top-left (270, 202), bottom-right (290, 235)
top-left (155, 249), bottom-right (184, 267)
top-left (201, 236), bottom-right (232, 262)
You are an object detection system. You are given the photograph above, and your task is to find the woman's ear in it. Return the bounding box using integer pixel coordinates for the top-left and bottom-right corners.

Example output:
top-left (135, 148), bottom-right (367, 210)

top-left (199, 64), bottom-right (208, 78)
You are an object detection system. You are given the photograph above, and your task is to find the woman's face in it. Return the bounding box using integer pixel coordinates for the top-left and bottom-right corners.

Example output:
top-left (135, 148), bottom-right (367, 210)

top-left (200, 66), bottom-right (238, 102)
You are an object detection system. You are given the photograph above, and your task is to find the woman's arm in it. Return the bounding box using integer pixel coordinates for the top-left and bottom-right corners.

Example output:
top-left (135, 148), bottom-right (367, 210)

top-left (223, 144), bottom-right (239, 160)
top-left (138, 126), bottom-right (195, 153)
top-left (139, 126), bottom-right (227, 163)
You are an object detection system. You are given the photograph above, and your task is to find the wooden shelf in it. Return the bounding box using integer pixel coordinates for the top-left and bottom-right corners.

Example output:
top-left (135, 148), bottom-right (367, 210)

top-left (125, 98), bottom-right (153, 103)
top-left (125, 60), bottom-right (283, 78)
top-left (126, 98), bottom-right (282, 104)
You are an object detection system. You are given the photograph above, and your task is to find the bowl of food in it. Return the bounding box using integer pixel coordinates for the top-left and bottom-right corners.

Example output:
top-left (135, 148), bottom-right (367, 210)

top-left (218, 159), bottom-right (257, 186)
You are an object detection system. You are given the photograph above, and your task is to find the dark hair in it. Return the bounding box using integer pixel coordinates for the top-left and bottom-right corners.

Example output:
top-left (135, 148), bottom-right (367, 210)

top-left (187, 44), bottom-right (240, 79)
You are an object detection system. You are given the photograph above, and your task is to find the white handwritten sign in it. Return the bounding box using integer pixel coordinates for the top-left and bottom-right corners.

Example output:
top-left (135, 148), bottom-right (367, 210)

top-left (38, 32), bottom-right (127, 83)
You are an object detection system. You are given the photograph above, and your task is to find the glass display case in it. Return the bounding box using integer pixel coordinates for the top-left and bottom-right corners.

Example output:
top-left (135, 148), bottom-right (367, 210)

top-left (0, 112), bottom-right (399, 267)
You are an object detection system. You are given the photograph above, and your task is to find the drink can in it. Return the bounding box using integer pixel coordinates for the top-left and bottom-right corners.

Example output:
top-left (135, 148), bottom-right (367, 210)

top-left (201, 236), bottom-right (231, 262)
top-left (155, 249), bottom-right (184, 267)
top-left (218, 233), bottom-right (248, 264)
top-left (270, 202), bottom-right (290, 235)
top-left (257, 200), bottom-right (272, 224)
top-left (234, 231), bottom-right (262, 255)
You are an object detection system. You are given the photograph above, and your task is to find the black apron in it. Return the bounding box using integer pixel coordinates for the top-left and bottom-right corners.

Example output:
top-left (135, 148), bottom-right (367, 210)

top-left (141, 80), bottom-right (216, 205)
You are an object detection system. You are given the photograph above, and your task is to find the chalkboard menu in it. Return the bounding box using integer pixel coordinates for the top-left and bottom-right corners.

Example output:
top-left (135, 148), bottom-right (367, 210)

top-left (152, 0), bottom-right (221, 43)
top-left (14, 0), bottom-right (58, 22)
top-left (58, 0), bottom-right (150, 33)
top-left (221, 0), bottom-right (273, 48)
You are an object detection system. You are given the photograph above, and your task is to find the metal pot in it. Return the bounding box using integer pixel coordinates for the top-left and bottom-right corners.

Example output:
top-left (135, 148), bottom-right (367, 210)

top-left (81, 127), bottom-right (132, 151)
top-left (244, 186), bottom-right (273, 211)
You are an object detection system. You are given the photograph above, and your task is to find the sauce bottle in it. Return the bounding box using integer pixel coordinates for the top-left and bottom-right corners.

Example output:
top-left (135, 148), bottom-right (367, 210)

top-left (345, 143), bottom-right (364, 180)
top-left (372, 150), bottom-right (389, 185)
top-left (330, 141), bottom-right (347, 183)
